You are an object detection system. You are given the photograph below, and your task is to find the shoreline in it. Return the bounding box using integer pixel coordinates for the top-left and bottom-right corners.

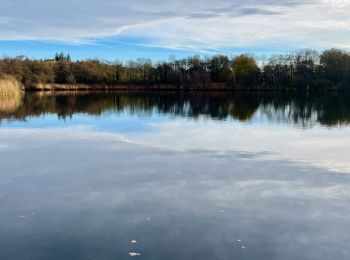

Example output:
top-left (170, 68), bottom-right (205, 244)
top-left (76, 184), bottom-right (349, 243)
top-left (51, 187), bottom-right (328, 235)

top-left (24, 83), bottom-right (342, 92)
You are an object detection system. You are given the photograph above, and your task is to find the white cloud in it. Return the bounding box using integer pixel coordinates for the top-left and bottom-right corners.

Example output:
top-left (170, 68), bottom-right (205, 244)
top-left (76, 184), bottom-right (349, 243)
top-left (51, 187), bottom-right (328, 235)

top-left (123, 120), bottom-right (350, 173)
top-left (0, 0), bottom-right (350, 50)
top-left (1, 120), bottom-right (350, 173)
top-left (0, 144), bottom-right (9, 150)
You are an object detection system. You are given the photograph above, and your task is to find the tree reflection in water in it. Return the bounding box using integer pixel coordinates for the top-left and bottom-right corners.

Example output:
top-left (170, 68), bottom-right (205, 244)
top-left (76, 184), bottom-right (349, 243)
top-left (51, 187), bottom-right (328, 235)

top-left (1, 91), bottom-right (350, 127)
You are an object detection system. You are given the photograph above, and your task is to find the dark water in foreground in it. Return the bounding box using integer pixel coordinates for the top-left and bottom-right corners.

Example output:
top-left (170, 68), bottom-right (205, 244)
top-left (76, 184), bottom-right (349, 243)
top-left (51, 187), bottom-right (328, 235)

top-left (1, 91), bottom-right (350, 260)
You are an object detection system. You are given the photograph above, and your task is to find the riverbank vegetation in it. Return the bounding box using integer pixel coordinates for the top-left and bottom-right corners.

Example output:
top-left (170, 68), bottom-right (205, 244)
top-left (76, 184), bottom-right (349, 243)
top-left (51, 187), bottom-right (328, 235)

top-left (0, 49), bottom-right (349, 91)
top-left (0, 75), bottom-right (24, 97)
top-left (0, 76), bottom-right (23, 113)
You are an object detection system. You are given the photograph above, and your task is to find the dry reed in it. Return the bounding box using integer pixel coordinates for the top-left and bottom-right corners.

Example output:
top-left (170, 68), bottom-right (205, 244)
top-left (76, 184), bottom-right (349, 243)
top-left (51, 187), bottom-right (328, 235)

top-left (0, 76), bottom-right (24, 113)
top-left (0, 76), bottom-right (24, 97)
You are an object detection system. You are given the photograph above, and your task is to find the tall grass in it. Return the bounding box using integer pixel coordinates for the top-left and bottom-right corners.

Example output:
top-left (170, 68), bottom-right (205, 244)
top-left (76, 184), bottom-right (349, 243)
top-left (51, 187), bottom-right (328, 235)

top-left (0, 76), bottom-right (24, 97)
top-left (0, 76), bottom-right (24, 113)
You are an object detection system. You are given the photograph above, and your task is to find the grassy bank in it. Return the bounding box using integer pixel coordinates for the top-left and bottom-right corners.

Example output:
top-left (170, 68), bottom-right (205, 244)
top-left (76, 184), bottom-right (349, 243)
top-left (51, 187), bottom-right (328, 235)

top-left (0, 76), bottom-right (24, 97)
top-left (26, 83), bottom-right (338, 92)
top-left (0, 77), bottom-right (23, 113)
top-left (28, 83), bottom-right (229, 91)
top-left (0, 80), bottom-right (342, 93)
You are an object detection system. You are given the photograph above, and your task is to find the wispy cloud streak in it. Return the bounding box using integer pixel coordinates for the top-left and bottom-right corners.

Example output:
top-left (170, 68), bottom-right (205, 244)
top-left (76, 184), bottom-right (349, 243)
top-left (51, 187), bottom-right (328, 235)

top-left (0, 0), bottom-right (349, 51)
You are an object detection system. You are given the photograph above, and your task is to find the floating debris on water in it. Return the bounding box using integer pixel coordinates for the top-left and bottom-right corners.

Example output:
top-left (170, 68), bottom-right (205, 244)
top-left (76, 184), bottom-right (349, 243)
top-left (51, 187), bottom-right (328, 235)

top-left (242, 246), bottom-right (246, 249)
top-left (131, 240), bottom-right (138, 244)
top-left (129, 252), bottom-right (141, 257)
top-left (237, 239), bottom-right (241, 242)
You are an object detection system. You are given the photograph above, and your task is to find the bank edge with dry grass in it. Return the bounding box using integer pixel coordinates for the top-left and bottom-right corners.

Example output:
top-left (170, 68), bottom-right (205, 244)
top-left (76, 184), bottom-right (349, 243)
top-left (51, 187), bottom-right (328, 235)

top-left (0, 76), bottom-right (24, 113)
top-left (28, 82), bottom-right (268, 91)
top-left (0, 75), bottom-right (24, 97)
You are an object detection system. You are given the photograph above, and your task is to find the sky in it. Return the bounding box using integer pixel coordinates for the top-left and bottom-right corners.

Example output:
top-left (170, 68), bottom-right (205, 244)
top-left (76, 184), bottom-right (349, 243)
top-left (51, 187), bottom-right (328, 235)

top-left (0, 0), bottom-right (349, 61)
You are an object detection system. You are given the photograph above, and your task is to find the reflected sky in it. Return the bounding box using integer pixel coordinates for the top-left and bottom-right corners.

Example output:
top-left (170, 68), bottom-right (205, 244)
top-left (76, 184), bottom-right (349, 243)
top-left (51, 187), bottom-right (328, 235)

top-left (1, 92), bottom-right (350, 259)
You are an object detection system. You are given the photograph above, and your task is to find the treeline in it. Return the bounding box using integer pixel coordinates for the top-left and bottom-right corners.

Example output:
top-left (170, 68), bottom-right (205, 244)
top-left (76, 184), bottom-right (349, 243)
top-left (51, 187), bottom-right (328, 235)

top-left (0, 49), bottom-right (350, 90)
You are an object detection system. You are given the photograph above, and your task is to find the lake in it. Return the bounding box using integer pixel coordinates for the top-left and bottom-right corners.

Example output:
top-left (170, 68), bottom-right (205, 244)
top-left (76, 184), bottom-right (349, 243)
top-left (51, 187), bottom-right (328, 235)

top-left (1, 91), bottom-right (350, 260)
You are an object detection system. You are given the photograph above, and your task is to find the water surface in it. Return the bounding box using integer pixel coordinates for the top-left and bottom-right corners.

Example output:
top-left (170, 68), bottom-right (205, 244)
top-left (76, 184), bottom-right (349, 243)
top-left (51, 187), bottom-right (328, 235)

top-left (1, 91), bottom-right (350, 259)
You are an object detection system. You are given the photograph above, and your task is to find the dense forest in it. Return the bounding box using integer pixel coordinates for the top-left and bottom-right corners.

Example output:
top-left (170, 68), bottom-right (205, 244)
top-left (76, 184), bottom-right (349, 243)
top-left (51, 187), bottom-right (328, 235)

top-left (0, 49), bottom-right (350, 90)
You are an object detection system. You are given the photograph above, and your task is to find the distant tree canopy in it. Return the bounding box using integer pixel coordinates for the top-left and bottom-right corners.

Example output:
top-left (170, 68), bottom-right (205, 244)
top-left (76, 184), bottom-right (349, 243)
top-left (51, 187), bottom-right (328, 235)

top-left (0, 49), bottom-right (350, 90)
top-left (232, 55), bottom-right (261, 86)
top-left (54, 52), bottom-right (71, 62)
top-left (320, 49), bottom-right (350, 85)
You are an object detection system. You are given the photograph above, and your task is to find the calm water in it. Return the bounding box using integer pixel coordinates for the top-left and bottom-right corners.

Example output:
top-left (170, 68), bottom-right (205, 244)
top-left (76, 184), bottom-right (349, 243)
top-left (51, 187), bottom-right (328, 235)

top-left (1, 91), bottom-right (350, 260)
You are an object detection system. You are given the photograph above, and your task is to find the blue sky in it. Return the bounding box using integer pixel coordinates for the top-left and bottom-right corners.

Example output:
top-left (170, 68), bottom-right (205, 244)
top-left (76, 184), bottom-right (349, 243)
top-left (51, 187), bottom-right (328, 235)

top-left (1, 0), bottom-right (349, 61)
